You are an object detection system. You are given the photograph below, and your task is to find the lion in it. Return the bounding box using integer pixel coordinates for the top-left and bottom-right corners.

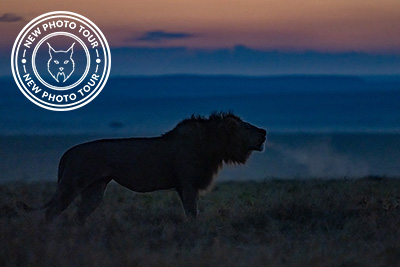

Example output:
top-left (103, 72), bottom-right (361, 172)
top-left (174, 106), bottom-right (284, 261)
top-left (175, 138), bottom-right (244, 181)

top-left (19, 112), bottom-right (266, 224)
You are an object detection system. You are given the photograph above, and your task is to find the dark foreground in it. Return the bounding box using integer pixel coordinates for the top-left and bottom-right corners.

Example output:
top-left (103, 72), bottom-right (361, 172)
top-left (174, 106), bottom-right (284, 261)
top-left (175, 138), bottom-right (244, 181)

top-left (1, 178), bottom-right (400, 266)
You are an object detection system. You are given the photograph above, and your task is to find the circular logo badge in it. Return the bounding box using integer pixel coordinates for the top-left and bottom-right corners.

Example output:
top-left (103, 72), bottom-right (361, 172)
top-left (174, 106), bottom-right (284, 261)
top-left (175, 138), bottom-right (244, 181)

top-left (11, 11), bottom-right (111, 111)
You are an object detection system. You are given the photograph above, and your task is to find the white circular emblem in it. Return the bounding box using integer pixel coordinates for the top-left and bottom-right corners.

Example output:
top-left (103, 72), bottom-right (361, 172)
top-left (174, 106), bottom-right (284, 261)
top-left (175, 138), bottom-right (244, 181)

top-left (11, 11), bottom-right (111, 111)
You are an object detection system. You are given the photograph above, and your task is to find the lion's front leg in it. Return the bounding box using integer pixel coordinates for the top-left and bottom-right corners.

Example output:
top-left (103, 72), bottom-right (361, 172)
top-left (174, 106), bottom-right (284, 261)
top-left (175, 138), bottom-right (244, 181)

top-left (177, 186), bottom-right (199, 218)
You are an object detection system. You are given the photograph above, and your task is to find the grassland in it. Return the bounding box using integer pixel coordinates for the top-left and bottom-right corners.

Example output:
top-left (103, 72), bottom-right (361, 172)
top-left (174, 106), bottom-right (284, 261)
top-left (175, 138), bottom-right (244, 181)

top-left (1, 178), bottom-right (400, 266)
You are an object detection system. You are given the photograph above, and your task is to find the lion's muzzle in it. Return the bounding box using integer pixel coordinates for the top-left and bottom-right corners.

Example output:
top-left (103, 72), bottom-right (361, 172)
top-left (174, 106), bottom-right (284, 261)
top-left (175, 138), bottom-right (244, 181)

top-left (254, 128), bottom-right (267, 151)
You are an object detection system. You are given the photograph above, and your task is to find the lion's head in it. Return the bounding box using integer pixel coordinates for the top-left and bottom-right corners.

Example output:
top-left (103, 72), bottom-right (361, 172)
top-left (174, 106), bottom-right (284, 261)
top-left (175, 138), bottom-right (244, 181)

top-left (166, 112), bottom-right (267, 165)
top-left (214, 113), bottom-right (266, 164)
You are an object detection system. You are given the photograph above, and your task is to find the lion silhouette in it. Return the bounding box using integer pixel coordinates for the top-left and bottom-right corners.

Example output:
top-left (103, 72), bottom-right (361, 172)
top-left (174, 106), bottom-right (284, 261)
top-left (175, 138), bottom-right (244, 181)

top-left (19, 112), bottom-right (266, 224)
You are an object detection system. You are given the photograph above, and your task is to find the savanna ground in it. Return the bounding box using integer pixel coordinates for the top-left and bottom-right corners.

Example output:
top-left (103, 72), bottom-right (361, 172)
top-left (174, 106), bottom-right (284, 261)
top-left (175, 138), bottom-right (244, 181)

top-left (1, 178), bottom-right (400, 266)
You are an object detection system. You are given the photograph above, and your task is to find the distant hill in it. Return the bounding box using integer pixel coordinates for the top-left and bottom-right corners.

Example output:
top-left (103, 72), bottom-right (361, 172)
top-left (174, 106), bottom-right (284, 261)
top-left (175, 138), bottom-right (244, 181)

top-left (2, 75), bottom-right (399, 100)
top-left (102, 75), bottom-right (399, 98)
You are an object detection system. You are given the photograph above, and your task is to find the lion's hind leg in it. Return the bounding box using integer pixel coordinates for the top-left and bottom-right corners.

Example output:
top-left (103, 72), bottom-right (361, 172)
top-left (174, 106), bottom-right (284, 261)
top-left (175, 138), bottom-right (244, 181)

top-left (44, 171), bottom-right (92, 222)
top-left (44, 183), bottom-right (80, 222)
top-left (74, 177), bottom-right (111, 225)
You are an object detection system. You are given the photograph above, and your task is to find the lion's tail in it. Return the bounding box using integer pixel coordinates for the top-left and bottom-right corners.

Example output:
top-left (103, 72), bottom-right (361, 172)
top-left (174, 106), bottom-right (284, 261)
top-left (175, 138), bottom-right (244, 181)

top-left (16, 196), bottom-right (55, 212)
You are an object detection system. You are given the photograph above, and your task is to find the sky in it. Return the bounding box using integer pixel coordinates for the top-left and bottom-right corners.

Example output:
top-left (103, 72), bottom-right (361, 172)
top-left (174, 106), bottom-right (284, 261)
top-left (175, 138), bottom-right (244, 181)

top-left (1, 0), bottom-right (400, 76)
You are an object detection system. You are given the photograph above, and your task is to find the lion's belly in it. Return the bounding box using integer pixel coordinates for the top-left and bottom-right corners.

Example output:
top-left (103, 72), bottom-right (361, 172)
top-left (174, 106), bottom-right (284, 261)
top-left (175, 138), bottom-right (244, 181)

top-left (110, 160), bottom-right (178, 193)
top-left (113, 174), bottom-right (177, 192)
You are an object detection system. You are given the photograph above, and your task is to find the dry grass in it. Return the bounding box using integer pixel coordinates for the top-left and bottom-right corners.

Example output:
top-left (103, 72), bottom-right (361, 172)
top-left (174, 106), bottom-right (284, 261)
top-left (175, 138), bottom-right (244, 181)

top-left (1, 178), bottom-right (400, 266)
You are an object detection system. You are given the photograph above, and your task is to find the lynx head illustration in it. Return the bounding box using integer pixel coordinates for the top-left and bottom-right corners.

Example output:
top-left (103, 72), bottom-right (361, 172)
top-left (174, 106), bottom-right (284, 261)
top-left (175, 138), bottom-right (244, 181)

top-left (47, 42), bottom-right (75, 83)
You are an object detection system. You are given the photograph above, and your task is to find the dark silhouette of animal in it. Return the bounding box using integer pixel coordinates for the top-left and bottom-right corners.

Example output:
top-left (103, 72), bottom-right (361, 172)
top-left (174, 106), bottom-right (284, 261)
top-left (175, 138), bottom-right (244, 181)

top-left (19, 112), bottom-right (266, 224)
